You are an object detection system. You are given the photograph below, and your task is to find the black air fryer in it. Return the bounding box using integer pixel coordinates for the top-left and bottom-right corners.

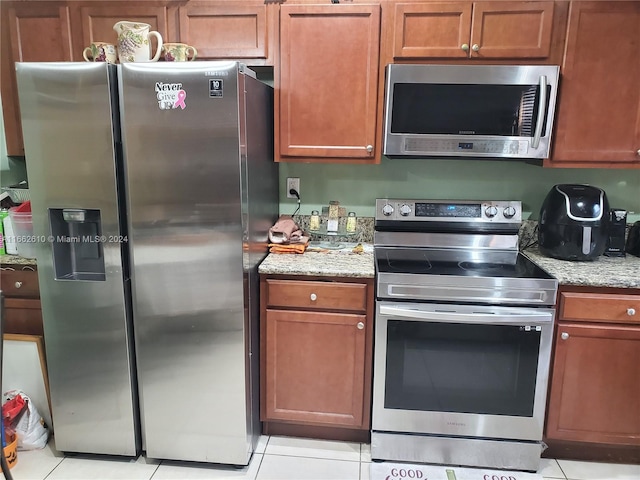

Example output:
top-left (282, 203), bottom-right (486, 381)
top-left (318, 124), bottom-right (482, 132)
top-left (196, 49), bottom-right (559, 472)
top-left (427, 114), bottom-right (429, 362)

top-left (538, 184), bottom-right (610, 261)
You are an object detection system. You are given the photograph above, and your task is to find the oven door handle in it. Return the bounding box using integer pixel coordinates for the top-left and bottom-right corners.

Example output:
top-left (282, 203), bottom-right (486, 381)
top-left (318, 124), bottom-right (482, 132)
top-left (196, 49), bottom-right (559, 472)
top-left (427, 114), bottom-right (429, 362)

top-left (379, 304), bottom-right (553, 325)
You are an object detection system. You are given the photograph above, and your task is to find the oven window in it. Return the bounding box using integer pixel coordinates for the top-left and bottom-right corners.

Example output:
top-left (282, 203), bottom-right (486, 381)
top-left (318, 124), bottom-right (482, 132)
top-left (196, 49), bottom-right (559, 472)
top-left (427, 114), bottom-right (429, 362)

top-left (384, 320), bottom-right (540, 416)
top-left (390, 83), bottom-right (549, 137)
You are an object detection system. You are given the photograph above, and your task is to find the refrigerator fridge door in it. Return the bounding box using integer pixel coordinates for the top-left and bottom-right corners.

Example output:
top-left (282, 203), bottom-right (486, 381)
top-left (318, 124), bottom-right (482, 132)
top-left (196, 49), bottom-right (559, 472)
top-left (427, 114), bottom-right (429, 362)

top-left (16, 63), bottom-right (139, 455)
top-left (119, 62), bottom-right (266, 465)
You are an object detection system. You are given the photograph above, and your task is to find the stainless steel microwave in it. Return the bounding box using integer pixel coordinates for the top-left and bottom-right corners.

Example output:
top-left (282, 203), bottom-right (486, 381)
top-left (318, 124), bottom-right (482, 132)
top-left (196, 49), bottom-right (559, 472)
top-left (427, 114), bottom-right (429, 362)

top-left (383, 64), bottom-right (560, 159)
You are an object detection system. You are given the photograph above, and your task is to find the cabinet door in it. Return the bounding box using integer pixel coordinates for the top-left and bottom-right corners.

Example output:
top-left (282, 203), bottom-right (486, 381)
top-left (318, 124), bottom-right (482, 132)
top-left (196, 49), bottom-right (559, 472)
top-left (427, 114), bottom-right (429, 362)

top-left (392, 2), bottom-right (472, 59)
top-left (546, 323), bottom-right (640, 445)
top-left (263, 309), bottom-right (367, 427)
top-left (278, 4), bottom-right (380, 161)
top-left (470, 2), bottom-right (554, 59)
top-left (390, 1), bottom-right (554, 60)
top-left (76, 3), bottom-right (168, 55)
top-left (3, 298), bottom-right (44, 337)
top-left (178, 1), bottom-right (275, 65)
top-left (551, 2), bottom-right (640, 166)
top-left (1, 2), bottom-right (73, 156)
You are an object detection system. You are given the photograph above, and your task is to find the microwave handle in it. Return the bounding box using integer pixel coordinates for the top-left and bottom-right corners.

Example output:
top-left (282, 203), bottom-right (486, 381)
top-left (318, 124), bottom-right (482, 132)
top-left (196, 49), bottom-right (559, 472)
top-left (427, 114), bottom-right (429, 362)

top-left (531, 75), bottom-right (547, 149)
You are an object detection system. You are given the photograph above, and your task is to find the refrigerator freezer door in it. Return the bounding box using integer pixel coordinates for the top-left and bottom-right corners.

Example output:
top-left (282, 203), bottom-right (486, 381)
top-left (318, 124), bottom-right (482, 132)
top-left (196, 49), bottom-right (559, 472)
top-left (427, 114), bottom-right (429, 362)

top-left (119, 62), bottom-right (253, 464)
top-left (16, 63), bottom-right (139, 455)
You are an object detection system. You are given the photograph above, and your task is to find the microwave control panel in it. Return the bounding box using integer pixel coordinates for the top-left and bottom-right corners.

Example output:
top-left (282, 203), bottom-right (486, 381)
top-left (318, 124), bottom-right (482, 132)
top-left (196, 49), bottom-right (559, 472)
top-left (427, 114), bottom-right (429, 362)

top-left (404, 138), bottom-right (529, 156)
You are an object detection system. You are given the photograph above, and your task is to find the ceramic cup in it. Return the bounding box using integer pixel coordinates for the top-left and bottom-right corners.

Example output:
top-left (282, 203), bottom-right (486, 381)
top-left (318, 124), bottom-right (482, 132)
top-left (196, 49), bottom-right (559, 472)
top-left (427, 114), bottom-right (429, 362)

top-left (162, 43), bottom-right (198, 62)
top-left (82, 42), bottom-right (118, 63)
top-left (113, 21), bottom-right (163, 63)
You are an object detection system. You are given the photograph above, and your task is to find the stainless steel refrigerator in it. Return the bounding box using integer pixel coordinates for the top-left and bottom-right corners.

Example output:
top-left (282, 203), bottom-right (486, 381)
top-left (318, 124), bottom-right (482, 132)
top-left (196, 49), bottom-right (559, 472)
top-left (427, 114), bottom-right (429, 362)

top-left (16, 61), bottom-right (278, 464)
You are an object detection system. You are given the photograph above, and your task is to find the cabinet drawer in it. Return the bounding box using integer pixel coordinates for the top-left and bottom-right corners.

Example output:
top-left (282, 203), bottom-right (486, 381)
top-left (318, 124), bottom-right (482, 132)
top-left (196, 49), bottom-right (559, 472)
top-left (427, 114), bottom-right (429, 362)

top-left (266, 279), bottom-right (367, 312)
top-left (0, 269), bottom-right (40, 298)
top-left (560, 292), bottom-right (640, 325)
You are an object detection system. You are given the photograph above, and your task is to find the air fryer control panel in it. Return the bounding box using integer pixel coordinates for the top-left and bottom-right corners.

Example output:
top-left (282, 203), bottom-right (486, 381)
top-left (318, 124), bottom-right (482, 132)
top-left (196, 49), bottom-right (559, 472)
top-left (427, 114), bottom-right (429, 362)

top-left (376, 199), bottom-right (522, 223)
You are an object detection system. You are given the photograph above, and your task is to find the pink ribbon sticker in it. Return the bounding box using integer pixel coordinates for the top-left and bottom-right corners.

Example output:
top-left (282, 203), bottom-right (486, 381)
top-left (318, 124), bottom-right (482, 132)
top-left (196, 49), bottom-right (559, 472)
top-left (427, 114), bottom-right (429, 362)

top-left (174, 90), bottom-right (187, 109)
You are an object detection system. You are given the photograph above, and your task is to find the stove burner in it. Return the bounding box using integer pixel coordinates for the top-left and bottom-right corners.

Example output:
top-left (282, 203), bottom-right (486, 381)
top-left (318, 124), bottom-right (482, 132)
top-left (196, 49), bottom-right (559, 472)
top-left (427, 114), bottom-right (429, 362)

top-left (385, 252), bottom-right (432, 273)
top-left (457, 261), bottom-right (514, 275)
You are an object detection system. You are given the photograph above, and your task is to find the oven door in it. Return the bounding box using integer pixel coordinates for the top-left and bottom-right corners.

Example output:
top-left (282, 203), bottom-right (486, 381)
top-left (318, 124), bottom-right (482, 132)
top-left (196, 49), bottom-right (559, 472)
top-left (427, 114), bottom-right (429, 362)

top-left (372, 301), bottom-right (554, 441)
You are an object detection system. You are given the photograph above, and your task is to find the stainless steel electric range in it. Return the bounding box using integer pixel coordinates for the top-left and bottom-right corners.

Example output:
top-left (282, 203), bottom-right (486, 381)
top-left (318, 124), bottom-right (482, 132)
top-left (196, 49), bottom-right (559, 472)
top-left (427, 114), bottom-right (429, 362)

top-left (371, 199), bottom-right (558, 472)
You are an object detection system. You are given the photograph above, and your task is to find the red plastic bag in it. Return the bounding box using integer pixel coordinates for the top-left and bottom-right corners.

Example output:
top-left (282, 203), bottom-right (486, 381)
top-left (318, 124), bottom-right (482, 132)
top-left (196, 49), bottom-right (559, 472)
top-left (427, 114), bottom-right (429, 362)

top-left (2, 390), bottom-right (49, 450)
top-left (2, 394), bottom-right (26, 436)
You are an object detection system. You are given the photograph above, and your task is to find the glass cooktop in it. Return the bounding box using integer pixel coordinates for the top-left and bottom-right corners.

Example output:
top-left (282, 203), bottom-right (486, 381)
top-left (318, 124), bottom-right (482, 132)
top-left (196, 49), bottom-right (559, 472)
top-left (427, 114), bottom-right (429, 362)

top-left (375, 250), bottom-right (554, 281)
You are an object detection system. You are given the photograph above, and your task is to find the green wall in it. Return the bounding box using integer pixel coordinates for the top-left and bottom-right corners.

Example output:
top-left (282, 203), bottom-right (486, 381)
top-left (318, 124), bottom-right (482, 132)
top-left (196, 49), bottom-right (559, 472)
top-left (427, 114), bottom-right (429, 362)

top-left (0, 97), bottom-right (28, 187)
top-left (278, 158), bottom-right (640, 221)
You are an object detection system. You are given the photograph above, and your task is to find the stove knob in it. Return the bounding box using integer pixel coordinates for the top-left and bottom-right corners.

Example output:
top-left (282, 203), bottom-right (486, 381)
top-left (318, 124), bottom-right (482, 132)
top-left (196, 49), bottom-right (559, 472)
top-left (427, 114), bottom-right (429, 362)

top-left (382, 204), bottom-right (395, 216)
top-left (399, 204), bottom-right (412, 216)
top-left (503, 206), bottom-right (517, 218)
top-left (485, 205), bottom-right (498, 218)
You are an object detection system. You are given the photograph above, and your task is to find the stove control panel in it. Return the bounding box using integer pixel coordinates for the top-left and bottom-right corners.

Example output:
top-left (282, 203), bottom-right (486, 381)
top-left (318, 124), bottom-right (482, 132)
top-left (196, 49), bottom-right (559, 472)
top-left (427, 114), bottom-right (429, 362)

top-left (376, 199), bottom-right (522, 223)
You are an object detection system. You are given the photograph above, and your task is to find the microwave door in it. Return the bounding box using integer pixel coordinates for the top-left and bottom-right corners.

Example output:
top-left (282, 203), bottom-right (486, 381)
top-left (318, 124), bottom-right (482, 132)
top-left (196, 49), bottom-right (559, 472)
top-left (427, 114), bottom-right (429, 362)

top-left (383, 64), bottom-right (559, 159)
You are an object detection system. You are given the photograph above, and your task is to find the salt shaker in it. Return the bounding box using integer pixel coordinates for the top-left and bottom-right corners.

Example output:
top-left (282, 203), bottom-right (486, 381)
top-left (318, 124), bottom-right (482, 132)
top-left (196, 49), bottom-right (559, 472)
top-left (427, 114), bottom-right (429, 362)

top-left (309, 210), bottom-right (320, 231)
top-left (346, 212), bottom-right (357, 233)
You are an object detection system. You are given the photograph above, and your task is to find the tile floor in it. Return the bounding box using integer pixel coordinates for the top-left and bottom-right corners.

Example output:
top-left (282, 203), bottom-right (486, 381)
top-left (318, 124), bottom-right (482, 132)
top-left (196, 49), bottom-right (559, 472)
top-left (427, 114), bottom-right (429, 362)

top-left (6, 435), bottom-right (640, 480)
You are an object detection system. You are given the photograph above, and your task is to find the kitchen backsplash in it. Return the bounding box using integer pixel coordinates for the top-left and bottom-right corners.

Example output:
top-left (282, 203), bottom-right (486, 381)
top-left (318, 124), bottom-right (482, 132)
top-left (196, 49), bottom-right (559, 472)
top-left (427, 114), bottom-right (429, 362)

top-left (278, 157), bottom-right (640, 221)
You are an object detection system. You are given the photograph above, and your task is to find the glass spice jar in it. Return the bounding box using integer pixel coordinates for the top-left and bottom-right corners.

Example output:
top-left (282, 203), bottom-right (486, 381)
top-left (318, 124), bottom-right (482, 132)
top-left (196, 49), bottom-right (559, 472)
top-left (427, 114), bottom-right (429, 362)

top-left (346, 212), bottom-right (357, 233)
top-left (309, 210), bottom-right (320, 231)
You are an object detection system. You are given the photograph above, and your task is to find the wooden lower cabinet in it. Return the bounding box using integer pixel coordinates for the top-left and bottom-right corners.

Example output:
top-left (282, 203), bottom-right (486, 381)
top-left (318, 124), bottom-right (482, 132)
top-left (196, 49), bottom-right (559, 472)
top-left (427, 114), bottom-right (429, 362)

top-left (0, 266), bottom-right (44, 336)
top-left (545, 288), bottom-right (640, 460)
top-left (260, 276), bottom-right (374, 441)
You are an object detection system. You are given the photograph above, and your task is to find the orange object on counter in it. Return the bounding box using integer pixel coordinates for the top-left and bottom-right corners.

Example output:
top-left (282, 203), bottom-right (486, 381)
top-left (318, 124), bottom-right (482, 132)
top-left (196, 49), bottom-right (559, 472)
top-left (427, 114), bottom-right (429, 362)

top-left (269, 243), bottom-right (307, 254)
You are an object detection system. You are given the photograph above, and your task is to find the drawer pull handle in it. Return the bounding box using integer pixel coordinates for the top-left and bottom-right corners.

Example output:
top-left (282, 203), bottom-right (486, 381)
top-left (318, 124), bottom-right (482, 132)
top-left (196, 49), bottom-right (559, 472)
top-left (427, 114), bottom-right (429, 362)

top-left (561, 332), bottom-right (569, 340)
top-left (628, 308), bottom-right (636, 316)
top-left (15, 281), bottom-right (23, 289)
top-left (310, 293), bottom-right (317, 301)
top-left (357, 322), bottom-right (365, 330)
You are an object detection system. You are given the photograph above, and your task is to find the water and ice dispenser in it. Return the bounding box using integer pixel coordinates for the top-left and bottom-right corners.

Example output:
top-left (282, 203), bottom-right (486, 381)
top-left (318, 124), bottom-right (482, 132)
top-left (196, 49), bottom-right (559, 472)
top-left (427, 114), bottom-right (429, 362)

top-left (49, 208), bottom-right (106, 281)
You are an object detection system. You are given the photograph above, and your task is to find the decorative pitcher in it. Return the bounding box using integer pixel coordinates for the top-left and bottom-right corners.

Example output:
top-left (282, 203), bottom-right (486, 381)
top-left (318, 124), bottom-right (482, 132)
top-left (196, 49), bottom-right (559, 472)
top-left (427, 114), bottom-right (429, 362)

top-left (113, 21), bottom-right (163, 63)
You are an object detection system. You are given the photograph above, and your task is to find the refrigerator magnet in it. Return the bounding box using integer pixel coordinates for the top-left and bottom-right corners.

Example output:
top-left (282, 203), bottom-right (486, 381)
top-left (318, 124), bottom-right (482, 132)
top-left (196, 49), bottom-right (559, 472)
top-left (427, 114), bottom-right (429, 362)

top-left (155, 82), bottom-right (187, 110)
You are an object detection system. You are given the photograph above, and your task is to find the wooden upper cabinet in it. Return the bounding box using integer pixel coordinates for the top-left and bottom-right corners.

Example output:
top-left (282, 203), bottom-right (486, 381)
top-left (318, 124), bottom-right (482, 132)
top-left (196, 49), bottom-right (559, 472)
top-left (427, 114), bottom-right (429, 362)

top-left (74, 3), bottom-right (169, 57)
top-left (392, 2), bottom-right (472, 58)
top-left (391, 1), bottom-right (555, 60)
top-left (1, 2), bottom-right (74, 155)
top-left (470, 2), bottom-right (554, 59)
top-left (550, 1), bottom-right (640, 167)
top-left (277, 3), bottom-right (381, 162)
top-left (177, 1), bottom-right (276, 65)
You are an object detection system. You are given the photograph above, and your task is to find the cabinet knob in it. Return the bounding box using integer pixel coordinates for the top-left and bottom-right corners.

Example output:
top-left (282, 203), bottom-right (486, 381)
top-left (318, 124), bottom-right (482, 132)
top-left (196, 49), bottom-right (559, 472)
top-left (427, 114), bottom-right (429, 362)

top-left (471, 44), bottom-right (480, 52)
top-left (628, 308), bottom-right (636, 316)
top-left (366, 145), bottom-right (373, 153)
top-left (561, 332), bottom-right (569, 340)
top-left (14, 281), bottom-right (23, 289)
top-left (461, 43), bottom-right (470, 52)
top-left (637, 149), bottom-right (640, 156)
top-left (357, 322), bottom-right (365, 330)
top-left (310, 293), bottom-right (317, 301)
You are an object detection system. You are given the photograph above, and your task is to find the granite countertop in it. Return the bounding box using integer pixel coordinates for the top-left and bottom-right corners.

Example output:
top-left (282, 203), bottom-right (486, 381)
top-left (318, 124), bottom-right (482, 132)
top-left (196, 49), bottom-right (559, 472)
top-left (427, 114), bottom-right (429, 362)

top-left (0, 253), bottom-right (38, 267)
top-left (524, 247), bottom-right (640, 289)
top-left (258, 242), bottom-right (375, 278)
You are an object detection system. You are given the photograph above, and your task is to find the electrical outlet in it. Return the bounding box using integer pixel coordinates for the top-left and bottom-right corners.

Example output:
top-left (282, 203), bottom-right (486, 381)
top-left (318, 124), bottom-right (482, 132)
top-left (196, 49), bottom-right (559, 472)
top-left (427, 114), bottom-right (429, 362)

top-left (286, 177), bottom-right (300, 198)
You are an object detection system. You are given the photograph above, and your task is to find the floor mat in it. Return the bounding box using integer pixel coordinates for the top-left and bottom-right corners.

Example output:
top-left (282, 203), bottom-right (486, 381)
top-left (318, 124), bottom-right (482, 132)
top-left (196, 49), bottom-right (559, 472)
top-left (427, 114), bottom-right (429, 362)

top-left (370, 461), bottom-right (542, 480)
